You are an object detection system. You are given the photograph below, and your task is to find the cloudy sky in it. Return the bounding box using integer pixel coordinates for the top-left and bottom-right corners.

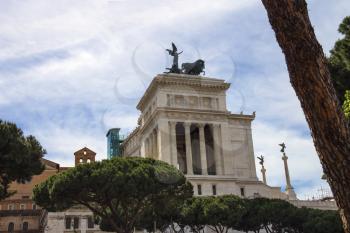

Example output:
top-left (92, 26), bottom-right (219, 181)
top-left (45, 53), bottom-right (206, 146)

top-left (0, 0), bottom-right (349, 199)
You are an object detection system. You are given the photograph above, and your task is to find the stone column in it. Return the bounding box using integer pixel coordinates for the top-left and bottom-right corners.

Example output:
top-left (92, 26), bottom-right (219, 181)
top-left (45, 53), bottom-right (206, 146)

top-left (261, 165), bottom-right (267, 185)
top-left (153, 130), bottom-right (157, 159)
top-left (149, 135), bottom-right (153, 158)
top-left (282, 152), bottom-right (297, 200)
top-left (157, 120), bottom-right (172, 164)
top-left (213, 124), bottom-right (222, 175)
top-left (154, 128), bottom-right (159, 159)
top-left (169, 122), bottom-right (178, 168)
top-left (184, 122), bottom-right (193, 175)
top-left (198, 123), bottom-right (208, 175)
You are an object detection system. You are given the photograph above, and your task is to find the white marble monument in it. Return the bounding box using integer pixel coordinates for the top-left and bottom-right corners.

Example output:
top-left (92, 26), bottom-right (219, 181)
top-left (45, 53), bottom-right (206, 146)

top-left (121, 73), bottom-right (288, 199)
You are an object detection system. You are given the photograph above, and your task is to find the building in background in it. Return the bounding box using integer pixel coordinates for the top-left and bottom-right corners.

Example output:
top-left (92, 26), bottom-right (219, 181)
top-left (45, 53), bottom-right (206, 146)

top-left (0, 147), bottom-right (104, 233)
top-left (74, 147), bottom-right (96, 165)
top-left (0, 159), bottom-right (62, 233)
top-left (106, 128), bottom-right (123, 159)
top-left (44, 147), bottom-right (103, 233)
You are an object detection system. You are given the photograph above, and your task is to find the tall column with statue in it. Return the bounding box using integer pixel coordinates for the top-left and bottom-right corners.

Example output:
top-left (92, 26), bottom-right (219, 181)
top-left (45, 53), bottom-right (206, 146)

top-left (257, 155), bottom-right (267, 185)
top-left (279, 143), bottom-right (297, 200)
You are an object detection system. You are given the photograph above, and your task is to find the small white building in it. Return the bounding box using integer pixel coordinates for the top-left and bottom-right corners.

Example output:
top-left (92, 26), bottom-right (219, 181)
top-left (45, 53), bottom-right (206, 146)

top-left (45, 205), bottom-right (102, 233)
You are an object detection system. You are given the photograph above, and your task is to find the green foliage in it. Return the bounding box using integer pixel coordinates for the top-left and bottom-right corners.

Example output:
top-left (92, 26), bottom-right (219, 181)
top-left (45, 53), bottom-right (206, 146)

top-left (180, 197), bottom-right (207, 233)
top-left (0, 120), bottom-right (45, 200)
top-left (32, 155), bottom-right (343, 233)
top-left (158, 195), bottom-right (343, 233)
top-left (328, 16), bottom-right (350, 104)
top-left (204, 195), bottom-right (245, 233)
top-left (237, 198), bottom-right (263, 233)
top-left (302, 208), bottom-right (344, 233)
top-left (342, 90), bottom-right (350, 118)
top-left (33, 157), bottom-right (193, 233)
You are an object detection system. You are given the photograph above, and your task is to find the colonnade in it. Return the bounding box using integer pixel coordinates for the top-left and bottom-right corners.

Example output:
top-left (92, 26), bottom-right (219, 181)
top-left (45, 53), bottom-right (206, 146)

top-left (144, 121), bottom-right (223, 176)
top-left (170, 122), bottom-right (223, 176)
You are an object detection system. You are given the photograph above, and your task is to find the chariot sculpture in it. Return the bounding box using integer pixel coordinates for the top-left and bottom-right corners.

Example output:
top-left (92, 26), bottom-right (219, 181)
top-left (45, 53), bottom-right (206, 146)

top-left (165, 42), bottom-right (205, 76)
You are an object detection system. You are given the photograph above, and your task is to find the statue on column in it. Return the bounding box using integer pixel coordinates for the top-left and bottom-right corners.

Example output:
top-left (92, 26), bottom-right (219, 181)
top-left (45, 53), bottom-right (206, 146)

top-left (257, 155), bottom-right (267, 185)
top-left (278, 142), bottom-right (297, 200)
top-left (279, 142), bottom-right (286, 153)
top-left (165, 42), bottom-right (182, 74)
top-left (257, 155), bottom-right (264, 166)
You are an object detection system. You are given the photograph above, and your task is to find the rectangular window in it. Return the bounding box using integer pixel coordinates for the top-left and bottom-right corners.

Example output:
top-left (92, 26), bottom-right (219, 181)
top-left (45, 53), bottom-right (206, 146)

top-left (22, 195), bottom-right (29, 199)
top-left (20, 204), bottom-right (25, 210)
top-left (65, 217), bottom-right (71, 229)
top-left (32, 204), bottom-right (37, 210)
top-left (197, 184), bottom-right (202, 195)
top-left (88, 216), bottom-right (94, 228)
top-left (8, 204), bottom-right (14, 210)
top-left (212, 185), bottom-right (217, 195)
top-left (240, 187), bottom-right (245, 197)
top-left (23, 222), bottom-right (28, 231)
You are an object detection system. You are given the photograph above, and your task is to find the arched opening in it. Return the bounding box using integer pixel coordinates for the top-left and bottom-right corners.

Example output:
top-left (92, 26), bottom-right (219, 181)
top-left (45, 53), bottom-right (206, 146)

top-left (190, 124), bottom-right (201, 174)
top-left (87, 159), bottom-right (91, 163)
top-left (8, 222), bottom-right (14, 232)
top-left (204, 124), bottom-right (216, 175)
top-left (79, 158), bottom-right (83, 163)
top-left (176, 123), bottom-right (186, 174)
top-left (23, 222), bottom-right (28, 231)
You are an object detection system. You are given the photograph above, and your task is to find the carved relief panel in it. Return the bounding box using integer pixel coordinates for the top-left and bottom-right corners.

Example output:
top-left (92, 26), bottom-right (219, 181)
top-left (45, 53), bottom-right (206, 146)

top-left (165, 94), bottom-right (218, 110)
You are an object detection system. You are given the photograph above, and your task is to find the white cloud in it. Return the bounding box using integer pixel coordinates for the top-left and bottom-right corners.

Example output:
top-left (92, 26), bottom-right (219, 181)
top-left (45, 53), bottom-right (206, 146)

top-left (29, 122), bottom-right (106, 167)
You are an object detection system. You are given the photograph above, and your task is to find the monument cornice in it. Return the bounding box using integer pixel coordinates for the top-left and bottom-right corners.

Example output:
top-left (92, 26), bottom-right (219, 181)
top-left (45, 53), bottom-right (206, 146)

top-left (137, 73), bottom-right (231, 111)
top-left (158, 107), bottom-right (255, 120)
top-left (186, 175), bottom-right (260, 183)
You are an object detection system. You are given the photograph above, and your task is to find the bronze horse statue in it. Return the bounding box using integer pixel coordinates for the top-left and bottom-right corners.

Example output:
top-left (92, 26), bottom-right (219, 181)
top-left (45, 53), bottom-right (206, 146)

top-left (181, 59), bottom-right (205, 75)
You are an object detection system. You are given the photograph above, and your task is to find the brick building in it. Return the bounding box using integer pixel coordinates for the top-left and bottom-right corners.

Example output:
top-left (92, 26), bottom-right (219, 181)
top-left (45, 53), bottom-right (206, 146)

top-left (0, 147), bottom-right (97, 233)
top-left (0, 158), bottom-right (62, 233)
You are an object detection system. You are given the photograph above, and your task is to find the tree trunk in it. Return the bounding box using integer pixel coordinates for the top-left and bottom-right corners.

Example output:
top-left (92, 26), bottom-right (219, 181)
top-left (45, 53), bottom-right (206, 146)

top-left (260, 0), bottom-right (350, 232)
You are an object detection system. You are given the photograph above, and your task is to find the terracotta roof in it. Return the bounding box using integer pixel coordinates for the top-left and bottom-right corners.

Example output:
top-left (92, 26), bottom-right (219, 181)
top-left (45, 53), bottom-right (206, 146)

top-left (73, 147), bottom-right (96, 155)
top-left (40, 158), bottom-right (60, 169)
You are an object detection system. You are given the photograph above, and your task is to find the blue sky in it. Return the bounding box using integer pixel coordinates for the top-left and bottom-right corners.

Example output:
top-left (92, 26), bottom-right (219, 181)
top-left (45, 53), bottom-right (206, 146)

top-left (0, 0), bottom-right (349, 199)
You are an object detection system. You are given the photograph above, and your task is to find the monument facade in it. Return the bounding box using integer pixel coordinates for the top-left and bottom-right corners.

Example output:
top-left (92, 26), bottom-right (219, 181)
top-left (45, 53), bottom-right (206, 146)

top-left (121, 73), bottom-right (287, 199)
